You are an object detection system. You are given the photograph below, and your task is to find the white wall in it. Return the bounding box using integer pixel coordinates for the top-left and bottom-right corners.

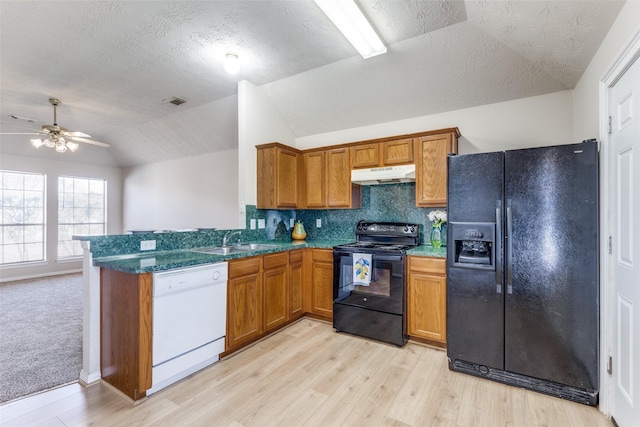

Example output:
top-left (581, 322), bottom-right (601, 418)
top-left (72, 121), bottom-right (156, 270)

top-left (237, 80), bottom-right (296, 225)
top-left (294, 91), bottom-right (574, 154)
top-left (122, 149), bottom-right (238, 231)
top-left (573, 1), bottom-right (640, 142)
top-left (0, 154), bottom-right (122, 281)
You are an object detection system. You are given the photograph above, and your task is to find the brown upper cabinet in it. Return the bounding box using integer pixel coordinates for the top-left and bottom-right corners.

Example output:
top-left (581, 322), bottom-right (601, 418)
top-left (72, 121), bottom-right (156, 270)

top-left (350, 143), bottom-right (380, 168)
top-left (256, 143), bottom-right (302, 209)
top-left (414, 130), bottom-right (459, 207)
top-left (303, 150), bottom-right (326, 208)
top-left (304, 147), bottom-right (361, 209)
top-left (326, 147), bottom-right (361, 208)
top-left (256, 127), bottom-right (459, 210)
top-left (350, 138), bottom-right (414, 169)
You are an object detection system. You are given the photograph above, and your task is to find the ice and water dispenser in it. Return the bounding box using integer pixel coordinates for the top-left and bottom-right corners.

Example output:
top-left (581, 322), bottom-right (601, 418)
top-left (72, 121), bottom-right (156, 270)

top-left (447, 222), bottom-right (496, 270)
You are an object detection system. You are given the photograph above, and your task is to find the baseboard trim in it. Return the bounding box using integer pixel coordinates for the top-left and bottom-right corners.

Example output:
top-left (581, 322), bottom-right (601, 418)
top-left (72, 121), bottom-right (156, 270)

top-left (0, 269), bottom-right (82, 283)
top-left (79, 369), bottom-right (101, 386)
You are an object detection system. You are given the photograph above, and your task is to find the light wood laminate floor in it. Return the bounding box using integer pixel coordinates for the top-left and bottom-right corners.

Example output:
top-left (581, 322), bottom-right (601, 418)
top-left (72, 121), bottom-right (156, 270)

top-left (0, 319), bottom-right (610, 427)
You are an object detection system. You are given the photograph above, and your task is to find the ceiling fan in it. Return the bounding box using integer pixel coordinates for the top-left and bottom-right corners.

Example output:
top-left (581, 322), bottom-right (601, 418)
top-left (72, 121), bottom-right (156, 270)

top-left (1, 98), bottom-right (110, 153)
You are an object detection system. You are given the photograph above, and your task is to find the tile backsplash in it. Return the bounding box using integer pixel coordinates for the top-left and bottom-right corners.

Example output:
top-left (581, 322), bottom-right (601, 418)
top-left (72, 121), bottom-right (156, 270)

top-left (249, 183), bottom-right (446, 245)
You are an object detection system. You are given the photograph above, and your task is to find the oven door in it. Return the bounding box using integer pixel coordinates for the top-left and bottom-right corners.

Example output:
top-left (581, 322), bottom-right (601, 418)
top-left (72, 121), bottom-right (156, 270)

top-left (333, 250), bottom-right (404, 315)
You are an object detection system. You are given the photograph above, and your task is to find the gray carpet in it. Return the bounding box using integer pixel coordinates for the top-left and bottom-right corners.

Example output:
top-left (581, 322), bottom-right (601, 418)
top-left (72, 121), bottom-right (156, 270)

top-left (0, 273), bottom-right (82, 403)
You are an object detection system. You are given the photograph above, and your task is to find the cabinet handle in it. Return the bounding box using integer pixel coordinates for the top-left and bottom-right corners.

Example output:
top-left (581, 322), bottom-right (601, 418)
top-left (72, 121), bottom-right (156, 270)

top-left (495, 200), bottom-right (502, 294)
top-left (506, 199), bottom-right (513, 295)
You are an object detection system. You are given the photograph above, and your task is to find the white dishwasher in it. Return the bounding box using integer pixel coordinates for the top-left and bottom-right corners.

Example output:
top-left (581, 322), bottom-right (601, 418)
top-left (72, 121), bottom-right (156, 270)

top-left (148, 262), bottom-right (227, 395)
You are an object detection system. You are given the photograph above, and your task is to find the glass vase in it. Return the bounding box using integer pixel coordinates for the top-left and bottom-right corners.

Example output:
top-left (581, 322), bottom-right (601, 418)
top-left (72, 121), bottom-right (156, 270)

top-left (430, 224), bottom-right (443, 248)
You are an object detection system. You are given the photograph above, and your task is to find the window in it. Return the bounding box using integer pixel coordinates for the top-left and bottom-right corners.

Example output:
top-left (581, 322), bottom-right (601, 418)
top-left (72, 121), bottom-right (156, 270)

top-left (58, 176), bottom-right (106, 259)
top-left (0, 171), bottom-right (46, 265)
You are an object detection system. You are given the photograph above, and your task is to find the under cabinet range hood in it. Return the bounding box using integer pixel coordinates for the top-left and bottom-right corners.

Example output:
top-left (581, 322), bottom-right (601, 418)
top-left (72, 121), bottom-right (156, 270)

top-left (351, 164), bottom-right (416, 185)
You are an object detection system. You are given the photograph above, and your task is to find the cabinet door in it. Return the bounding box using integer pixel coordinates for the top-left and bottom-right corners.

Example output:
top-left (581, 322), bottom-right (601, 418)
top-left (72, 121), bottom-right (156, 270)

top-left (276, 147), bottom-right (299, 208)
top-left (351, 143), bottom-right (380, 168)
top-left (415, 133), bottom-right (458, 207)
top-left (227, 258), bottom-right (263, 351)
top-left (311, 249), bottom-right (334, 319)
top-left (256, 144), bottom-right (300, 209)
top-left (289, 250), bottom-right (304, 317)
top-left (326, 148), bottom-right (354, 208)
top-left (407, 257), bottom-right (447, 343)
top-left (383, 138), bottom-right (413, 165)
top-left (263, 253), bottom-right (289, 331)
top-left (304, 151), bottom-right (326, 208)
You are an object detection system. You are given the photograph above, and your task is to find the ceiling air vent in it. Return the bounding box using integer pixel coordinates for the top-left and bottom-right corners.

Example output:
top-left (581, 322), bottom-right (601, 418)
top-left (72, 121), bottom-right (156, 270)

top-left (163, 97), bottom-right (188, 106)
top-left (8, 114), bottom-right (37, 123)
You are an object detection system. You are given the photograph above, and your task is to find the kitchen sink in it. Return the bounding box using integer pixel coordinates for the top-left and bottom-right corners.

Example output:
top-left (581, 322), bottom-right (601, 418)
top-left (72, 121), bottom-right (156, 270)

top-left (190, 246), bottom-right (246, 255)
top-left (190, 243), bottom-right (280, 255)
top-left (236, 243), bottom-right (280, 251)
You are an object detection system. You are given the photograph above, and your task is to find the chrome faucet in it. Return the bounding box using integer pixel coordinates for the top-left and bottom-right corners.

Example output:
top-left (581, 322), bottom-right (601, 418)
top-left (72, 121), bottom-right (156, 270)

top-left (222, 230), bottom-right (242, 247)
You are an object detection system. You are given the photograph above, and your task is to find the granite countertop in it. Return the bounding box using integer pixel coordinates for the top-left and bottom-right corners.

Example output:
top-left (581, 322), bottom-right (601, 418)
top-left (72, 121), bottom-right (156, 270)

top-left (407, 245), bottom-right (447, 258)
top-left (93, 239), bottom-right (447, 274)
top-left (92, 239), bottom-right (351, 274)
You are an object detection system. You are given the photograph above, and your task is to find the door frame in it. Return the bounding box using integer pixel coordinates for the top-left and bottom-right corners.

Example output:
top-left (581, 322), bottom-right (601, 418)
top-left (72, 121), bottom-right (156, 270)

top-left (598, 25), bottom-right (640, 416)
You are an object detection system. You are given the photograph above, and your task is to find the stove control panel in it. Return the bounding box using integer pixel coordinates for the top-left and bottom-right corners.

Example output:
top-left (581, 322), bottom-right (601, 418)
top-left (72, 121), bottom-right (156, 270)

top-left (356, 221), bottom-right (418, 236)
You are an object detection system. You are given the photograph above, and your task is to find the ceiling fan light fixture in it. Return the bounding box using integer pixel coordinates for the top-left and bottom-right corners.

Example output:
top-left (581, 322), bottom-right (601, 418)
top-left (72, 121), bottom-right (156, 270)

top-left (314, 0), bottom-right (386, 59)
top-left (31, 138), bottom-right (44, 148)
top-left (66, 141), bottom-right (79, 152)
top-left (55, 141), bottom-right (67, 153)
top-left (225, 53), bottom-right (240, 75)
top-left (43, 137), bottom-right (56, 148)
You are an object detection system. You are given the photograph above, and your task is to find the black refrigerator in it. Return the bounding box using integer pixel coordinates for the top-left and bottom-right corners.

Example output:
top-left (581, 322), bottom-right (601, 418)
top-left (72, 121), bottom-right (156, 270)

top-left (446, 140), bottom-right (599, 406)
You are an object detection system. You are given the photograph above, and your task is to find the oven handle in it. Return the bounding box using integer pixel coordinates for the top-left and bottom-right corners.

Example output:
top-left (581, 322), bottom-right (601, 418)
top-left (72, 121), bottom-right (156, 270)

top-left (333, 252), bottom-right (403, 263)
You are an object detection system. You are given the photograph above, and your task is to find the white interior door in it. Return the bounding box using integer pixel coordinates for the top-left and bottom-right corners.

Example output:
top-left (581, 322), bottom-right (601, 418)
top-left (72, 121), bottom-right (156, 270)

top-left (610, 54), bottom-right (640, 427)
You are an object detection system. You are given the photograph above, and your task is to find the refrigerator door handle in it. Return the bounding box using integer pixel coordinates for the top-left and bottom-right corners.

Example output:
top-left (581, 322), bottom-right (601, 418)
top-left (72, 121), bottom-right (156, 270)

top-left (506, 199), bottom-right (513, 294)
top-left (495, 200), bottom-right (503, 294)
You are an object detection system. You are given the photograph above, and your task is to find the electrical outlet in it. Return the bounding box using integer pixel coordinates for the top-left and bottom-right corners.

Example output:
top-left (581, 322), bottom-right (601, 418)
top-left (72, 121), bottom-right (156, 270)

top-left (140, 240), bottom-right (156, 251)
top-left (290, 218), bottom-right (294, 228)
top-left (250, 219), bottom-right (256, 230)
top-left (258, 219), bottom-right (266, 229)
top-left (316, 218), bottom-right (322, 228)
top-left (239, 202), bottom-right (246, 213)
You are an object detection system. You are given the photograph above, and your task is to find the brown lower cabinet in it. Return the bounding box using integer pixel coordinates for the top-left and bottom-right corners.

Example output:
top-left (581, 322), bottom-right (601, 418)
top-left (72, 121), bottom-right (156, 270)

top-left (263, 252), bottom-right (289, 331)
top-left (305, 248), bottom-right (334, 318)
top-left (225, 250), bottom-right (310, 354)
top-left (407, 256), bottom-right (447, 345)
top-left (289, 249), bottom-right (304, 317)
top-left (226, 256), bottom-right (263, 352)
top-left (100, 269), bottom-right (153, 401)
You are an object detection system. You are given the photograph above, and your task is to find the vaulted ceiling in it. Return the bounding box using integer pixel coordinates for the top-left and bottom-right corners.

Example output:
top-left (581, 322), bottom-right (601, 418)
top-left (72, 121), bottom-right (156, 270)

top-left (0, 1), bottom-right (625, 167)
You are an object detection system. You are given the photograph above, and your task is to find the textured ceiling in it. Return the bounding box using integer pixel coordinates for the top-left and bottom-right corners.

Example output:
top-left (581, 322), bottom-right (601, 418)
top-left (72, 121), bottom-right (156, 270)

top-left (0, 1), bottom-right (625, 167)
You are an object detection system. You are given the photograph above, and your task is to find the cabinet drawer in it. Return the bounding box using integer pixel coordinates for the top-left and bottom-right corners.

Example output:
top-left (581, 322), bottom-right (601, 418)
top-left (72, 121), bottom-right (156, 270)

top-left (408, 256), bottom-right (446, 275)
top-left (229, 257), bottom-right (261, 278)
top-left (312, 249), bottom-right (333, 262)
top-left (289, 249), bottom-right (303, 264)
top-left (263, 252), bottom-right (288, 269)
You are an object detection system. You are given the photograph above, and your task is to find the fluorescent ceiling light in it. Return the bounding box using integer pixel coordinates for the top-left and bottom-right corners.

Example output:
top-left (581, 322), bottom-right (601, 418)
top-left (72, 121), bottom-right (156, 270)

top-left (314, 0), bottom-right (386, 59)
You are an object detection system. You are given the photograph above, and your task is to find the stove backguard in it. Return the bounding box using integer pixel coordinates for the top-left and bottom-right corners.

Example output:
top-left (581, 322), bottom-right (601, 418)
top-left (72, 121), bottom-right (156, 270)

top-left (447, 222), bottom-right (496, 271)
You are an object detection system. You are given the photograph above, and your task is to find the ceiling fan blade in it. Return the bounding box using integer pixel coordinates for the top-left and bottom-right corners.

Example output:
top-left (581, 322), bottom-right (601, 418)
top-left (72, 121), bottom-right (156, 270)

top-left (0, 121), bottom-right (46, 133)
top-left (63, 130), bottom-right (91, 138)
top-left (0, 132), bottom-right (44, 135)
top-left (69, 136), bottom-right (111, 148)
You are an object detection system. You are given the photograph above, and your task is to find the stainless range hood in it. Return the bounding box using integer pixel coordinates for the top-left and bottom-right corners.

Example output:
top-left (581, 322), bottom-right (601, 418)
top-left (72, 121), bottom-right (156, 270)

top-left (351, 164), bottom-right (416, 185)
